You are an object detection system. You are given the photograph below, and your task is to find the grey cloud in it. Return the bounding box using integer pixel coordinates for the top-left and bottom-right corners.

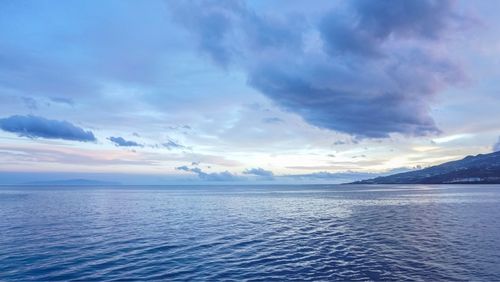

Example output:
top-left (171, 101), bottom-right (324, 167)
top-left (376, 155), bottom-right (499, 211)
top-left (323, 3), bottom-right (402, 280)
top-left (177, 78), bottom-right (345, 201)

top-left (172, 0), bottom-right (468, 138)
top-left (163, 140), bottom-right (188, 150)
top-left (248, 46), bottom-right (460, 138)
top-left (168, 0), bottom-right (303, 67)
top-left (168, 0), bottom-right (244, 66)
top-left (0, 115), bottom-right (96, 142)
top-left (243, 167), bottom-right (274, 179)
top-left (176, 165), bottom-right (190, 171)
top-left (108, 136), bottom-right (143, 147)
top-left (320, 16), bottom-right (382, 58)
top-left (176, 165), bottom-right (239, 181)
top-left (354, 0), bottom-right (455, 40)
top-left (320, 0), bottom-right (456, 58)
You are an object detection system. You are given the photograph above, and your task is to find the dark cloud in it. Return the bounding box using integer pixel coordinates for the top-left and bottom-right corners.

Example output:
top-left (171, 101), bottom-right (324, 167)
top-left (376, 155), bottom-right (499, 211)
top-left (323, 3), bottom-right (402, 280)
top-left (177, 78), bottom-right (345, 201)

top-left (168, 0), bottom-right (242, 66)
top-left (176, 165), bottom-right (190, 171)
top-left (248, 48), bottom-right (461, 138)
top-left (168, 0), bottom-right (303, 67)
top-left (494, 137), bottom-right (500, 152)
top-left (172, 0), bottom-right (467, 138)
top-left (163, 140), bottom-right (188, 150)
top-left (353, 0), bottom-right (455, 40)
top-left (176, 165), bottom-right (238, 181)
top-left (243, 167), bottom-right (274, 179)
top-left (320, 0), bottom-right (456, 58)
top-left (108, 136), bottom-right (142, 147)
top-left (0, 115), bottom-right (96, 142)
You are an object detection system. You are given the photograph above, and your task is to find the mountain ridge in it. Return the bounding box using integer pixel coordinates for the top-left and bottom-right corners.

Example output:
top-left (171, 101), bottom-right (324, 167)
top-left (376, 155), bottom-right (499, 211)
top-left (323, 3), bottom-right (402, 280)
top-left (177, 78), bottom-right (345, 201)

top-left (22, 179), bottom-right (121, 186)
top-left (352, 151), bottom-right (500, 184)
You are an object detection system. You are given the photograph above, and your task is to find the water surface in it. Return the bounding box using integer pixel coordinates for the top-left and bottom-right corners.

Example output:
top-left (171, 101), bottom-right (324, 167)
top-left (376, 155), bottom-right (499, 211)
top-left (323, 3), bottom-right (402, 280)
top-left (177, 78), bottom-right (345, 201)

top-left (1, 184), bottom-right (499, 281)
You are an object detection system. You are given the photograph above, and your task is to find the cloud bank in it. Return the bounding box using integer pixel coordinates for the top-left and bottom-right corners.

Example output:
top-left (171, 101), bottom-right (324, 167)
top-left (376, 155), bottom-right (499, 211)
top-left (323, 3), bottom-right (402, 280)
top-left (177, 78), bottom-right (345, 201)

top-left (243, 167), bottom-right (274, 179)
top-left (0, 115), bottom-right (96, 142)
top-left (285, 171), bottom-right (377, 181)
top-left (170, 0), bottom-right (467, 138)
top-left (284, 167), bottom-right (414, 183)
top-left (176, 165), bottom-right (238, 181)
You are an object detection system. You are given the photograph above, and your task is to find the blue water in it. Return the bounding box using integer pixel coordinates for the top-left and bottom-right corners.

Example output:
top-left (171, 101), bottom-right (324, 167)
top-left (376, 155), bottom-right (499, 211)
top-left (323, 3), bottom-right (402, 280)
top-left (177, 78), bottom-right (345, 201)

top-left (1, 185), bottom-right (500, 281)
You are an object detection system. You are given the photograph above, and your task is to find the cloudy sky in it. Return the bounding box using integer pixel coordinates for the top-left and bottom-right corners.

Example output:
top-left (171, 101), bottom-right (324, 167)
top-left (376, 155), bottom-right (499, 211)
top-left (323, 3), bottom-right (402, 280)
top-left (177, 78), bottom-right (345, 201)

top-left (1, 0), bottom-right (500, 184)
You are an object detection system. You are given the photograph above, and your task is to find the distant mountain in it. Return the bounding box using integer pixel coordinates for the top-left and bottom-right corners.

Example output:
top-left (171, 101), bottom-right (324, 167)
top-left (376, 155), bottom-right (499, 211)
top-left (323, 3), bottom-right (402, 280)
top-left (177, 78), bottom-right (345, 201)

top-left (23, 179), bottom-right (121, 186)
top-left (352, 151), bottom-right (500, 184)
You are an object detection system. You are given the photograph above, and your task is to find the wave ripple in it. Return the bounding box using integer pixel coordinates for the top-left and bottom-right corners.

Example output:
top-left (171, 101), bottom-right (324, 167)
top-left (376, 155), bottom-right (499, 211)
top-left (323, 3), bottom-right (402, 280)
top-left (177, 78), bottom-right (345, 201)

top-left (1, 185), bottom-right (500, 281)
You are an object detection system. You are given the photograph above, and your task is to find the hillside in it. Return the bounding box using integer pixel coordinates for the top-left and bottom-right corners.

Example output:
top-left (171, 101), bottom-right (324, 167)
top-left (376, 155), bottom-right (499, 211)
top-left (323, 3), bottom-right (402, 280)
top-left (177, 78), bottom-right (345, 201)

top-left (353, 151), bottom-right (500, 184)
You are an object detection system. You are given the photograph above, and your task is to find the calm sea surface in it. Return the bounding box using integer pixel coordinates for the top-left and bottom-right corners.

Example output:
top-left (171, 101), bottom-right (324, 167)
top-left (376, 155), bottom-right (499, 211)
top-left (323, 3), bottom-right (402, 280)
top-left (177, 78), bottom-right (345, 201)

top-left (1, 185), bottom-right (500, 281)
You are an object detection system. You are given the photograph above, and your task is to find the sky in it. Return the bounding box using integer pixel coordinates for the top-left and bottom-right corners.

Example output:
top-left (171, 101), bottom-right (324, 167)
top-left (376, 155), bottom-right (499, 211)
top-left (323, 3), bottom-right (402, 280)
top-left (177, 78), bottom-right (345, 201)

top-left (1, 0), bottom-right (500, 184)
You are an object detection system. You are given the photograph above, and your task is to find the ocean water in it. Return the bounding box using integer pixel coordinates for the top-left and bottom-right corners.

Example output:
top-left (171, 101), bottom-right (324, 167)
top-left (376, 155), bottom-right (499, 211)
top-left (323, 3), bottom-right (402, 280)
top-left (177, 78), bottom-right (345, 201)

top-left (1, 185), bottom-right (500, 281)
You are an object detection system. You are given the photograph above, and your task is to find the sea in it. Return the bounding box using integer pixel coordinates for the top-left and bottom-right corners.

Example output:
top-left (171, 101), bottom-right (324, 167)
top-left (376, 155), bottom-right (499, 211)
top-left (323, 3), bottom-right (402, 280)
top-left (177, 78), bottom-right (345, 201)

top-left (0, 184), bottom-right (499, 281)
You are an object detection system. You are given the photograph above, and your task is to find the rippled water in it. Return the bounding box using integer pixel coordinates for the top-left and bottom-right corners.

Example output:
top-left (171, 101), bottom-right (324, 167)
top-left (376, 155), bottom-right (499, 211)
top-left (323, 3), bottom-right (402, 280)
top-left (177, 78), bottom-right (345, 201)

top-left (1, 185), bottom-right (500, 281)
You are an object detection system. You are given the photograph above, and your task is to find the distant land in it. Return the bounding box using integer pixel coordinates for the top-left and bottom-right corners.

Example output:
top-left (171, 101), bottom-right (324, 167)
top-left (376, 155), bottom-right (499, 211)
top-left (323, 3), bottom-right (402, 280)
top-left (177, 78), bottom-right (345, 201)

top-left (353, 151), bottom-right (500, 184)
top-left (23, 179), bottom-right (121, 186)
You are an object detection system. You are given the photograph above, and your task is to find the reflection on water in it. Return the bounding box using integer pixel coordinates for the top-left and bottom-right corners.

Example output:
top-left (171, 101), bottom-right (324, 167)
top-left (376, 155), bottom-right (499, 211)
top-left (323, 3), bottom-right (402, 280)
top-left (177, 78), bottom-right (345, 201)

top-left (1, 185), bottom-right (499, 281)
